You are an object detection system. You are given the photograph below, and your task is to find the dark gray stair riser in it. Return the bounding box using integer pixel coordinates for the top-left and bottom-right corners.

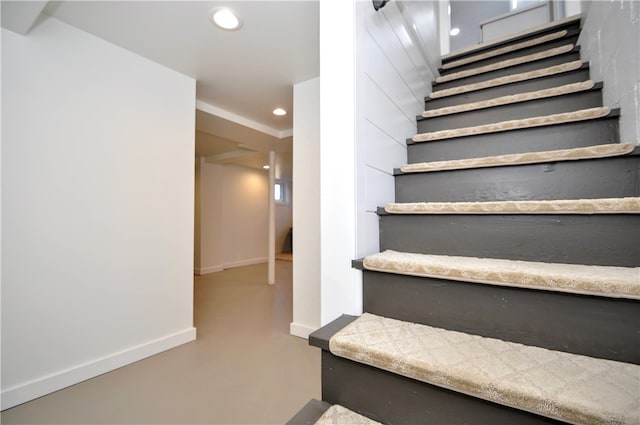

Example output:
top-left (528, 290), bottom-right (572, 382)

top-left (417, 88), bottom-right (602, 132)
top-left (426, 66), bottom-right (590, 109)
top-left (378, 214), bottom-right (640, 267)
top-left (286, 399), bottom-right (332, 425)
top-left (407, 115), bottom-right (620, 163)
top-left (394, 155), bottom-right (640, 203)
top-left (439, 32), bottom-right (580, 76)
top-left (321, 351), bottom-right (565, 425)
top-left (433, 50), bottom-right (581, 91)
top-left (362, 272), bottom-right (640, 364)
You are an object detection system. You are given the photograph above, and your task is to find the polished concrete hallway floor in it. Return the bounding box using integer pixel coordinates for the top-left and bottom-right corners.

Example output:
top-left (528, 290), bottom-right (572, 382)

top-left (1, 261), bottom-right (320, 424)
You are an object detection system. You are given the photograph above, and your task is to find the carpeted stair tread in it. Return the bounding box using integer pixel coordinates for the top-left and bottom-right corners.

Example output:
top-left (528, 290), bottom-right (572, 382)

top-left (329, 313), bottom-right (640, 425)
top-left (412, 107), bottom-right (610, 142)
top-left (400, 143), bottom-right (634, 173)
top-left (422, 80), bottom-right (595, 118)
top-left (384, 197), bottom-right (640, 215)
top-left (314, 404), bottom-right (381, 425)
top-left (442, 30), bottom-right (569, 70)
top-left (429, 60), bottom-right (583, 99)
top-left (363, 250), bottom-right (640, 299)
top-left (442, 14), bottom-right (581, 61)
top-left (435, 44), bottom-right (575, 84)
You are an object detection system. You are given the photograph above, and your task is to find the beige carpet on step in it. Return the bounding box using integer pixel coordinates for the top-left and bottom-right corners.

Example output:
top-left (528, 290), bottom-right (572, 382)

top-left (384, 197), bottom-right (640, 215)
top-left (412, 107), bottom-right (610, 142)
top-left (400, 143), bottom-right (634, 173)
top-left (329, 313), bottom-right (640, 425)
top-left (428, 60), bottom-right (583, 99)
top-left (363, 250), bottom-right (640, 299)
top-left (442, 30), bottom-right (568, 70)
top-left (314, 405), bottom-right (381, 425)
top-left (422, 80), bottom-right (594, 118)
top-left (436, 44), bottom-right (574, 83)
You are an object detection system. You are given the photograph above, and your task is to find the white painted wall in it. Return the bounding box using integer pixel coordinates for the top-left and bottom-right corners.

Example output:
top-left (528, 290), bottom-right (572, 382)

top-left (1, 17), bottom-right (196, 409)
top-left (291, 77), bottom-right (321, 338)
top-left (355, 0), bottom-right (441, 259)
top-left (194, 161), bottom-right (270, 274)
top-left (292, 0), bottom-right (442, 333)
top-left (578, 0), bottom-right (640, 144)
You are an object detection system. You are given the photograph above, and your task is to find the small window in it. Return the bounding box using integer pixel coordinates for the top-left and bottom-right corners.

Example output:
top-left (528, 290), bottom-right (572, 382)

top-left (274, 180), bottom-right (290, 205)
top-left (274, 183), bottom-right (283, 202)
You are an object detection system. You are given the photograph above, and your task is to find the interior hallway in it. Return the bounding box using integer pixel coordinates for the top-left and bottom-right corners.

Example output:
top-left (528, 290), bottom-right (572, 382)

top-left (1, 260), bottom-right (320, 424)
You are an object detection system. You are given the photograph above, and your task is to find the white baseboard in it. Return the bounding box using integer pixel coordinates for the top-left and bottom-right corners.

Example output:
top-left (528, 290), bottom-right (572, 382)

top-left (224, 257), bottom-right (267, 269)
top-left (290, 322), bottom-right (318, 339)
top-left (194, 258), bottom-right (267, 275)
top-left (1, 327), bottom-right (197, 410)
top-left (194, 264), bottom-right (223, 275)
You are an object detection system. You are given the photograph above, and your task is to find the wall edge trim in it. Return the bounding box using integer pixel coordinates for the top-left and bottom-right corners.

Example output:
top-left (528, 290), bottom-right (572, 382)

top-left (290, 322), bottom-right (318, 339)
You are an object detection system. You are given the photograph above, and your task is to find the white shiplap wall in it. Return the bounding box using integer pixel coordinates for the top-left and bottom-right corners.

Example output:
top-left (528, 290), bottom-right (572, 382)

top-left (356, 0), bottom-right (441, 257)
top-left (578, 0), bottom-right (640, 145)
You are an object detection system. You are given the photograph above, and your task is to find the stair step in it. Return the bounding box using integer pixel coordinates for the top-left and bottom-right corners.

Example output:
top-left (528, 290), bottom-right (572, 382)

top-left (418, 82), bottom-right (603, 133)
top-left (363, 250), bottom-right (640, 299)
top-left (441, 29), bottom-right (572, 72)
top-left (400, 142), bottom-right (634, 173)
top-left (442, 14), bottom-right (582, 63)
top-left (437, 44), bottom-right (575, 84)
top-left (320, 349), bottom-right (556, 424)
top-left (358, 269), bottom-right (640, 364)
top-left (427, 63), bottom-right (591, 110)
top-left (329, 313), bottom-right (640, 425)
top-left (407, 110), bottom-right (620, 163)
top-left (442, 31), bottom-right (581, 77)
top-left (433, 48), bottom-right (580, 92)
top-left (412, 107), bottom-right (610, 143)
top-left (429, 60), bottom-right (584, 100)
top-left (384, 197), bottom-right (640, 215)
top-left (422, 81), bottom-right (596, 119)
top-left (314, 404), bottom-right (381, 425)
top-left (378, 214), bottom-right (640, 267)
top-left (395, 152), bottom-right (640, 204)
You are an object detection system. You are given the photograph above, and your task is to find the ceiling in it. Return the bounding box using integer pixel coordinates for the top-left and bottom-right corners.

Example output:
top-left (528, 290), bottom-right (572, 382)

top-left (21, 1), bottom-right (319, 175)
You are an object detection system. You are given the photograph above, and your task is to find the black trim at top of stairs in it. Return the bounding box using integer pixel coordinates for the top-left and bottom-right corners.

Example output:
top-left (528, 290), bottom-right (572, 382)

top-left (309, 314), bottom-right (358, 351)
top-left (441, 14), bottom-right (582, 63)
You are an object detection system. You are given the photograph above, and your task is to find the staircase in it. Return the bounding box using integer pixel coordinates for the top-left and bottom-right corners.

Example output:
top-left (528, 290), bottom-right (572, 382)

top-left (288, 15), bottom-right (639, 425)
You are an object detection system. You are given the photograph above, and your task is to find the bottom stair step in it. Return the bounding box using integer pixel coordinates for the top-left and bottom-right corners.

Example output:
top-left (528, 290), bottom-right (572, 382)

top-left (328, 313), bottom-right (640, 425)
top-left (286, 400), bottom-right (381, 425)
top-left (315, 404), bottom-right (381, 425)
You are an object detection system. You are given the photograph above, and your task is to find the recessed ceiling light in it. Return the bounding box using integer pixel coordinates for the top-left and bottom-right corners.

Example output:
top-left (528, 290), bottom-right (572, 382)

top-left (263, 165), bottom-right (270, 170)
top-left (209, 7), bottom-right (242, 31)
top-left (450, 27), bottom-right (461, 36)
top-left (272, 108), bottom-right (287, 116)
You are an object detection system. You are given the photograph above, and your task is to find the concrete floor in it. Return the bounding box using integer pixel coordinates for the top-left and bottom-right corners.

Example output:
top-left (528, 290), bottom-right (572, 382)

top-left (1, 261), bottom-right (320, 424)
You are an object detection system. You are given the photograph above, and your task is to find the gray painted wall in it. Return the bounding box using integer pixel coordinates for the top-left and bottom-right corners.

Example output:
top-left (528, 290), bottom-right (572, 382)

top-left (578, 0), bottom-right (640, 144)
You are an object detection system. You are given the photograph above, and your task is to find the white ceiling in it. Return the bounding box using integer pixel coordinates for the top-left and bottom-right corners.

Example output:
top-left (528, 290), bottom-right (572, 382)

top-left (30, 1), bottom-right (319, 175)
